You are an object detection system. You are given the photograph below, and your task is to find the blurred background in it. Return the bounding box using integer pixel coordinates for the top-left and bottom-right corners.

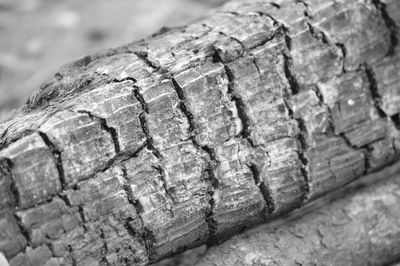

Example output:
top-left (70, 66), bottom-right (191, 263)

top-left (0, 0), bottom-right (226, 119)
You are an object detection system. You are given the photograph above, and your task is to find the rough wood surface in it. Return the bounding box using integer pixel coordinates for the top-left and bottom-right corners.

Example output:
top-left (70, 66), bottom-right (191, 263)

top-left (196, 161), bottom-right (400, 266)
top-left (0, 0), bottom-right (399, 265)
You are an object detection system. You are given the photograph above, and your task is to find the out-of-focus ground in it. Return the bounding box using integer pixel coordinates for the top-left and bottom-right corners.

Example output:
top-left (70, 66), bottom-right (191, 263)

top-left (0, 0), bottom-right (225, 119)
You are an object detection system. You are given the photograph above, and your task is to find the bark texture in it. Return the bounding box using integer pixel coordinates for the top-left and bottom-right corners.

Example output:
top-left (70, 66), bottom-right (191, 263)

top-left (0, 0), bottom-right (399, 265)
top-left (196, 161), bottom-right (400, 266)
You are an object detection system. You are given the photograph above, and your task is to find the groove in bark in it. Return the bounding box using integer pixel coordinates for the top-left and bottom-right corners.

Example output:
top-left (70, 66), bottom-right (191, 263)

top-left (112, 76), bottom-right (137, 84)
top-left (138, 113), bottom-right (162, 159)
top-left (132, 87), bottom-right (149, 114)
top-left (249, 164), bottom-right (274, 214)
top-left (77, 110), bottom-right (121, 154)
top-left (371, 0), bottom-right (399, 56)
top-left (13, 214), bottom-right (29, 252)
top-left (224, 64), bottom-right (254, 143)
top-left (196, 162), bottom-right (400, 266)
top-left (312, 83), bottom-right (371, 180)
top-left (0, 158), bottom-right (18, 208)
top-left (171, 77), bottom-right (219, 239)
top-left (222, 61), bottom-right (275, 214)
top-left (393, 115), bottom-right (400, 130)
top-left (133, 87), bottom-right (163, 159)
top-left (133, 51), bottom-right (161, 72)
top-left (302, 9), bottom-right (348, 76)
top-left (152, 165), bottom-right (176, 215)
top-left (282, 52), bottom-right (300, 94)
top-left (281, 31), bottom-right (310, 201)
top-left (38, 132), bottom-right (67, 190)
top-left (171, 78), bottom-right (197, 137)
top-left (223, 65), bottom-right (253, 145)
top-left (205, 165), bottom-right (218, 238)
top-left (121, 165), bottom-right (154, 261)
top-left (364, 63), bottom-right (388, 118)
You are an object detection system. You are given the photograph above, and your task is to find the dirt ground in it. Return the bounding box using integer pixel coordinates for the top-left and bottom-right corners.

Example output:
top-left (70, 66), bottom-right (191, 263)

top-left (0, 0), bottom-right (224, 119)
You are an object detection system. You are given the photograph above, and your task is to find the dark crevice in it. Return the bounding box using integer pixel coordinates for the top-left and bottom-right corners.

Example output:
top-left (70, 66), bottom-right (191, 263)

top-left (58, 193), bottom-right (72, 208)
top-left (132, 88), bottom-right (163, 159)
top-left (212, 48), bottom-right (224, 64)
top-left (171, 77), bottom-right (220, 239)
top-left (313, 86), bottom-right (370, 174)
top-left (216, 11), bottom-right (287, 51)
top-left (100, 253), bottom-right (109, 265)
top-left (152, 165), bottom-right (176, 217)
top-left (282, 52), bottom-right (300, 95)
top-left (362, 145), bottom-right (372, 175)
top-left (77, 110), bottom-right (121, 154)
top-left (296, 0), bottom-right (309, 8)
top-left (38, 132), bottom-right (67, 190)
top-left (217, 31), bottom-right (246, 51)
top-left (252, 26), bottom-right (285, 49)
top-left (306, 23), bottom-right (329, 44)
top-left (269, 2), bottom-right (281, 9)
top-left (296, 0), bottom-right (313, 19)
top-left (281, 29), bottom-right (310, 198)
top-left (14, 213), bottom-right (30, 249)
top-left (391, 114), bottom-right (400, 131)
top-left (132, 87), bottom-right (149, 114)
top-left (223, 65), bottom-right (255, 146)
top-left (302, 8), bottom-right (348, 75)
top-left (293, 116), bottom-right (311, 197)
top-left (83, 143), bottom-right (147, 186)
top-left (122, 165), bottom-right (155, 261)
top-left (0, 157), bottom-right (19, 206)
top-left (142, 229), bottom-right (157, 262)
top-left (249, 164), bottom-right (274, 214)
top-left (139, 113), bottom-right (162, 159)
top-left (335, 42), bottom-right (347, 73)
top-left (205, 165), bottom-right (218, 238)
top-left (371, 0), bottom-right (399, 56)
top-left (77, 206), bottom-right (88, 233)
top-left (296, 119), bottom-right (310, 168)
top-left (202, 147), bottom-right (219, 238)
top-left (364, 64), bottom-right (387, 118)
top-left (171, 78), bottom-right (197, 135)
top-left (313, 86), bottom-right (325, 104)
top-left (283, 27), bottom-right (292, 50)
top-left (253, 58), bottom-right (262, 78)
top-left (133, 51), bottom-right (160, 71)
top-left (125, 217), bottom-right (156, 262)
top-left (66, 245), bottom-right (77, 266)
top-left (121, 166), bottom-right (144, 214)
top-left (112, 76), bottom-right (137, 84)
top-left (99, 229), bottom-right (109, 266)
top-left (133, 50), bottom-right (172, 78)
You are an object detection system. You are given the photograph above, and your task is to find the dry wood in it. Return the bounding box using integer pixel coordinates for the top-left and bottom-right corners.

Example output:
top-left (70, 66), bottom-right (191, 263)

top-left (196, 161), bottom-right (400, 266)
top-left (0, 0), bottom-right (399, 265)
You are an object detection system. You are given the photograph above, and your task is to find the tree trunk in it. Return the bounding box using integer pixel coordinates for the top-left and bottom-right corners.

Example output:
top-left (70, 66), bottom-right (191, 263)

top-left (0, 0), bottom-right (399, 265)
top-left (196, 161), bottom-right (400, 266)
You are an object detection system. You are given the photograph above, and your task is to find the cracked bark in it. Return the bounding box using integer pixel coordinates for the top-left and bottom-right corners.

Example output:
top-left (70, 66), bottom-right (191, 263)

top-left (196, 161), bottom-right (400, 266)
top-left (38, 132), bottom-right (67, 190)
top-left (0, 0), bottom-right (399, 265)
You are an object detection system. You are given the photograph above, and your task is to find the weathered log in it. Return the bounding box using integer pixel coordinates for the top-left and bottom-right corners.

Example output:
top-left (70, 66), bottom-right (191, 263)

top-left (196, 161), bottom-right (400, 266)
top-left (0, 0), bottom-right (399, 265)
